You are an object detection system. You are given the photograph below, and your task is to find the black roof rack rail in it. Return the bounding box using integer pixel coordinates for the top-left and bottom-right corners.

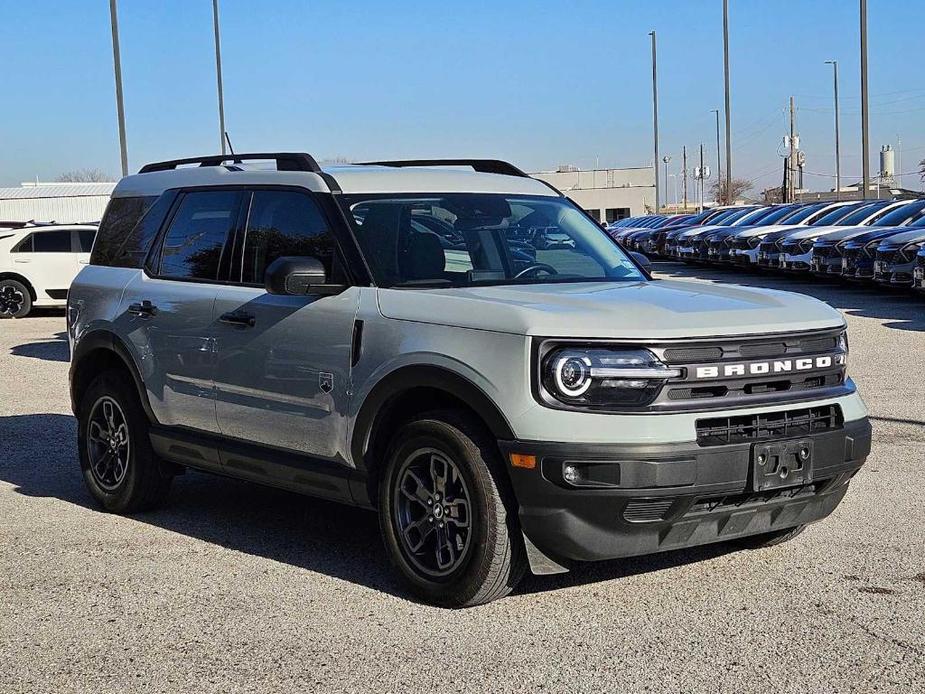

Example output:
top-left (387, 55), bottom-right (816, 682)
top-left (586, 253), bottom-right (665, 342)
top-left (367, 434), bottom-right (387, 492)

top-left (138, 152), bottom-right (323, 174)
top-left (356, 159), bottom-right (530, 178)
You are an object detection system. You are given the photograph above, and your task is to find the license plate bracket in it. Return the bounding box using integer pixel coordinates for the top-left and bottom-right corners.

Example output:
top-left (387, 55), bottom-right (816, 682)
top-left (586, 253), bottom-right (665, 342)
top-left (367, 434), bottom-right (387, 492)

top-left (752, 439), bottom-right (813, 491)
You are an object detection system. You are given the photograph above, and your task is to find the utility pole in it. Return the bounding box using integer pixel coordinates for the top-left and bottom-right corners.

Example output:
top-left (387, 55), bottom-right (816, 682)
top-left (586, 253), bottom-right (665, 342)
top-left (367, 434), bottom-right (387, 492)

top-left (212, 0), bottom-right (227, 155)
top-left (682, 146), bottom-right (689, 212)
top-left (825, 60), bottom-right (841, 199)
top-left (788, 96), bottom-right (796, 203)
top-left (109, 0), bottom-right (128, 177)
top-left (860, 0), bottom-right (870, 196)
top-left (722, 0), bottom-right (733, 196)
top-left (698, 144), bottom-right (706, 213)
top-left (662, 156), bottom-right (671, 212)
top-left (711, 109), bottom-right (722, 200)
top-left (649, 31), bottom-right (660, 212)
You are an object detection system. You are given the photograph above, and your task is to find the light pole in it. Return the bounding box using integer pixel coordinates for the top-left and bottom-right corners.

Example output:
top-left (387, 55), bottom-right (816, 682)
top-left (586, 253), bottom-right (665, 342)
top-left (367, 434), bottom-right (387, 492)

top-left (722, 0), bottom-right (733, 197)
top-left (649, 31), bottom-right (660, 212)
top-left (860, 0), bottom-right (870, 196)
top-left (212, 0), bottom-right (227, 155)
top-left (662, 155), bottom-right (671, 212)
top-left (711, 109), bottom-right (722, 201)
top-left (109, 0), bottom-right (128, 176)
top-left (825, 60), bottom-right (841, 199)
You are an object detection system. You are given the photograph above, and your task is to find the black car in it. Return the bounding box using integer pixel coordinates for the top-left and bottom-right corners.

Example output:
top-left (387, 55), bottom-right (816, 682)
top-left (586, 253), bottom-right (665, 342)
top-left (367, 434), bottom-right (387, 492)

top-left (872, 222), bottom-right (925, 287)
top-left (810, 199), bottom-right (925, 276)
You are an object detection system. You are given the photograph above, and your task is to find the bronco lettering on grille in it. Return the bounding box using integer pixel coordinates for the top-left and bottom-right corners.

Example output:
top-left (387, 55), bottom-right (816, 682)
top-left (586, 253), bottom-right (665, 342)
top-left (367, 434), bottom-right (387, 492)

top-left (694, 354), bottom-right (844, 379)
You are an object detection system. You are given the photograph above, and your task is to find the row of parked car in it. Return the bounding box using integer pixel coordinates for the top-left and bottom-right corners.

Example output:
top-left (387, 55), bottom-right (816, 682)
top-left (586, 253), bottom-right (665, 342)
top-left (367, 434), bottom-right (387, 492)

top-left (608, 198), bottom-right (925, 293)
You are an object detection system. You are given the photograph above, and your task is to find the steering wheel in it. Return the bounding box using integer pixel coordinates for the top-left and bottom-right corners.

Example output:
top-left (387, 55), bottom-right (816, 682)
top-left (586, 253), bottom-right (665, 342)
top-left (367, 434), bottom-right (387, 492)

top-left (514, 263), bottom-right (559, 279)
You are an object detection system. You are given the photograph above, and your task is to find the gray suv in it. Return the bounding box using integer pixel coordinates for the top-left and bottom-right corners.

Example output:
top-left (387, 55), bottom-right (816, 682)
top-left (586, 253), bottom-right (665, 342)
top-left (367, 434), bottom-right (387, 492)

top-left (68, 153), bottom-right (872, 606)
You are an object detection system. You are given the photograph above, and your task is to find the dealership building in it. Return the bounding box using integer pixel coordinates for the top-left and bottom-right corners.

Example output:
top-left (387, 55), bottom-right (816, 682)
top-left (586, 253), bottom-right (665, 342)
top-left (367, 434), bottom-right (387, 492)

top-left (0, 182), bottom-right (115, 224)
top-left (531, 165), bottom-right (655, 223)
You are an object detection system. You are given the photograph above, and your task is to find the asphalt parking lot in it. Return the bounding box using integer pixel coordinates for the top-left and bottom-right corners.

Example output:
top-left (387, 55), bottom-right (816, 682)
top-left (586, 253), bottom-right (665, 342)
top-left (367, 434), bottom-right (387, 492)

top-left (1, 265), bottom-right (923, 694)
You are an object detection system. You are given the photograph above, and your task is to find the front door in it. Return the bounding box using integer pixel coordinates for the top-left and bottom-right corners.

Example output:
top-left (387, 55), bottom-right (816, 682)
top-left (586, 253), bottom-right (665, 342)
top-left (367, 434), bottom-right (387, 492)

top-left (211, 189), bottom-right (359, 467)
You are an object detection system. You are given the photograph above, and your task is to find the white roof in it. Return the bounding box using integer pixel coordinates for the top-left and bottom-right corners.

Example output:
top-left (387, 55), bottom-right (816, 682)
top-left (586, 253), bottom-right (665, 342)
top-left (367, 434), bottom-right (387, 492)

top-left (114, 163), bottom-right (558, 198)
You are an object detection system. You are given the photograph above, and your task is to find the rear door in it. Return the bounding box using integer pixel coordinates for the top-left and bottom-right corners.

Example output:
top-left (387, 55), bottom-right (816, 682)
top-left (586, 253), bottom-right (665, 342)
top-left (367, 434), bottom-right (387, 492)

top-left (211, 189), bottom-right (360, 477)
top-left (73, 228), bottom-right (96, 276)
top-left (13, 229), bottom-right (75, 300)
top-left (119, 189), bottom-right (246, 434)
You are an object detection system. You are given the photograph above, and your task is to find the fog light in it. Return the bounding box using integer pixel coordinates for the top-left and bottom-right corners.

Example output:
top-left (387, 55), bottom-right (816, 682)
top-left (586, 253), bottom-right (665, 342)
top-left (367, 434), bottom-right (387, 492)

top-left (563, 465), bottom-right (580, 484)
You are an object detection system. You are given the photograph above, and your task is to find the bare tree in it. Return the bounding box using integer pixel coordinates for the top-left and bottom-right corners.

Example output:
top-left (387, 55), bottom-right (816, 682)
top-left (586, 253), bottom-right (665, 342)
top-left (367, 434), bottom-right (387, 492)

top-left (710, 177), bottom-right (753, 205)
top-left (55, 168), bottom-right (114, 183)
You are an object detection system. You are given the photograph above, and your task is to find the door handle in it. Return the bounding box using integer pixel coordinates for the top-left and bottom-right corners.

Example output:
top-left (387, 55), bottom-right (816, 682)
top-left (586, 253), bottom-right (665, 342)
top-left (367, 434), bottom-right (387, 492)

top-left (128, 300), bottom-right (158, 317)
top-left (13, 259), bottom-right (30, 263)
top-left (219, 310), bottom-right (256, 327)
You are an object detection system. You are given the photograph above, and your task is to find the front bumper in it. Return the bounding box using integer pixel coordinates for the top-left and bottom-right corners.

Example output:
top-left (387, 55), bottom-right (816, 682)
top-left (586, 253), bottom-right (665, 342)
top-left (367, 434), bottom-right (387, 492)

top-left (914, 263), bottom-right (924, 290)
top-left (502, 417), bottom-right (871, 566)
top-left (874, 259), bottom-right (916, 286)
top-left (780, 251), bottom-right (813, 272)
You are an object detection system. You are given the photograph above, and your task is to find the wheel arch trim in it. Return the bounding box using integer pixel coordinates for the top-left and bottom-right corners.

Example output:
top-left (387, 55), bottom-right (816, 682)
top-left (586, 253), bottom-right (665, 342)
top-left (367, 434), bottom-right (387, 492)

top-left (350, 364), bottom-right (515, 473)
top-left (69, 330), bottom-right (155, 421)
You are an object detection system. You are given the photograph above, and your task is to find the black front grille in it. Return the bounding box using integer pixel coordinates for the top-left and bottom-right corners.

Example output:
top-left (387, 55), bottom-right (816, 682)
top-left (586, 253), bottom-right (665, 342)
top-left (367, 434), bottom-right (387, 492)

top-left (663, 346), bottom-right (723, 363)
top-left (814, 245), bottom-right (834, 259)
top-left (623, 498), bottom-right (674, 522)
top-left (876, 249), bottom-right (899, 265)
top-left (696, 405), bottom-right (843, 447)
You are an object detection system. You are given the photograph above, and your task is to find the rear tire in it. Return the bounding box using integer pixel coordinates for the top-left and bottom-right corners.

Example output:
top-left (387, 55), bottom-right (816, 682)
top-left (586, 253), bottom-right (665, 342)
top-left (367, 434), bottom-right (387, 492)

top-left (0, 279), bottom-right (31, 318)
top-left (735, 524), bottom-right (806, 549)
top-left (77, 369), bottom-right (172, 513)
top-left (379, 411), bottom-right (527, 607)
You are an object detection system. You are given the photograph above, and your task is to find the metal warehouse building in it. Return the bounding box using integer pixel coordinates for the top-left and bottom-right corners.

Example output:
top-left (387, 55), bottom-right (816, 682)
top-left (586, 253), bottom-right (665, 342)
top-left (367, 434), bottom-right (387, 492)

top-left (0, 182), bottom-right (114, 223)
top-left (531, 166), bottom-right (656, 223)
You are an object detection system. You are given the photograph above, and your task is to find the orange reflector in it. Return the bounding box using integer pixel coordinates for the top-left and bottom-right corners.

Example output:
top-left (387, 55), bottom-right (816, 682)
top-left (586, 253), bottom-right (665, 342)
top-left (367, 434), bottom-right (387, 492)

top-left (510, 453), bottom-right (536, 469)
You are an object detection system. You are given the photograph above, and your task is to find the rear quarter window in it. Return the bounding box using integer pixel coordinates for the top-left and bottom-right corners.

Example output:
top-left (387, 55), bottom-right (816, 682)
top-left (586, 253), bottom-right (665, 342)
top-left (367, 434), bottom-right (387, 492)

top-left (90, 196), bottom-right (158, 267)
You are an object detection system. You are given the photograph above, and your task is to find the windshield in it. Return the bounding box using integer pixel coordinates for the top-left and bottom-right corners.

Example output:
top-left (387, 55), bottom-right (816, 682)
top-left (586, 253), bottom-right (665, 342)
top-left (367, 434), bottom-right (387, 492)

top-left (835, 201), bottom-right (889, 226)
top-left (339, 193), bottom-right (646, 288)
top-left (731, 207), bottom-right (773, 226)
top-left (811, 204), bottom-right (864, 226)
top-left (778, 203), bottom-right (828, 225)
top-left (752, 205), bottom-right (799, 226)
top-left (873, 199), bottom-right (925, 226)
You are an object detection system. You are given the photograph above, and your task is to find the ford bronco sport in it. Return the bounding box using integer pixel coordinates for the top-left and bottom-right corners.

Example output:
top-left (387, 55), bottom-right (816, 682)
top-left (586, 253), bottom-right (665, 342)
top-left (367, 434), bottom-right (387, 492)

top-left (68, 153), bottom-right (871, 607)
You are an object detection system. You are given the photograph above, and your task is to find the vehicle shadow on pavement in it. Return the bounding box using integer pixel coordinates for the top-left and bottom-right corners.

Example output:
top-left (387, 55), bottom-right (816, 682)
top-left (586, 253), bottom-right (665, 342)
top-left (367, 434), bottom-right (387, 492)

top-left (0, 413), bottom-right (745, 603)
top-left (9, 331), bottom-right (69, 362)
top-left (654, 262), bottom-right (925, 333)
top-left (0, 413), bottom-right (402, 598)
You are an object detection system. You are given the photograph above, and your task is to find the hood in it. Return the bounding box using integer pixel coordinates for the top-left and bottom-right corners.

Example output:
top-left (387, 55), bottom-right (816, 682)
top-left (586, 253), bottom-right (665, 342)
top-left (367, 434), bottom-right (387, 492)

top-left (845, 228), bottom-right (912, 247)
top-left (733, 223), bottom-right (805, 240)
top-left (875, 228), bottom-right (925, 247)
top-left (376, 280), bottom-right (845, 340)
top-left (814, 225), bottom-right (874, 244)
top-left (781, 225), bottom-right (852, 242)
top-left (678, 224), bottom-right (726, 240)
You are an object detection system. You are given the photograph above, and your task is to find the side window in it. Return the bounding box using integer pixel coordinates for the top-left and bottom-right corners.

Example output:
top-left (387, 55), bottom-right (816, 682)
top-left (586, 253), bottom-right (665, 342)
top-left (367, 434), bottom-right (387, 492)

top-left (158, 191), bottom-right (242, 281)
top-left (11, 235), bottom-right (33, 253)
top-left (240, 190), bottom-right (335, 285)
top-left (77, 229), bottom-right (96, 253)
top-left (32, 230), bottom-right (72, 252)
top-left (91, 196), bottom-right (157, 267)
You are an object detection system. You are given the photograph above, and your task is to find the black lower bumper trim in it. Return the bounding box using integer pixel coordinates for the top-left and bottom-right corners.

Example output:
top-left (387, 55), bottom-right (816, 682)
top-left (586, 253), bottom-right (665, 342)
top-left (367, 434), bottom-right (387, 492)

top-left (501, 417), bottom-right (871, 564)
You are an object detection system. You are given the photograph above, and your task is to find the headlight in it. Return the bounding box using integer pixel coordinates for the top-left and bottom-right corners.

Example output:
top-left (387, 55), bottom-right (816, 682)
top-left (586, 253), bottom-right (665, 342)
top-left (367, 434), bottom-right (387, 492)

top-left (748, 236), bottom-right (762, 248)
top-left (541, 347), bottom-right (680, 408)
top-left (902, 241), bottom-right (924, 254)
top-left (838, 332), bottom-right (849, 373)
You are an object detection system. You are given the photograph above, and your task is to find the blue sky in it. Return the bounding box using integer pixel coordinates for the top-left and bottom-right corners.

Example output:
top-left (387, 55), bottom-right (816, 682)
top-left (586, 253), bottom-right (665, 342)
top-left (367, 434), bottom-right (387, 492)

top-left (1, 0), bottom-right (923, 193)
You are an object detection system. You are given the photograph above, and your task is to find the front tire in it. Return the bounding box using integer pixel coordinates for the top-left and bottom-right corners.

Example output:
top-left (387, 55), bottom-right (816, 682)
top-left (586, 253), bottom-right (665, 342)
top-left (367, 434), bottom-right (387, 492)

top-left (77, 369), bottom-right (172, 513)
top-left (379, 412), bottom-right (526, 607)
top-left (0, 279), bottom-right (31, 318)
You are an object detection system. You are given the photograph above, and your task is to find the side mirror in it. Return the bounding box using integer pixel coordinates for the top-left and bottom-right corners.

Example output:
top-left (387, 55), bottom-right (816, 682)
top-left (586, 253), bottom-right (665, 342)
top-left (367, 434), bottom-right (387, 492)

top-left (265, 256), bottom-right (343, 296)
top-left (630, 251), bottom-right (652, 272)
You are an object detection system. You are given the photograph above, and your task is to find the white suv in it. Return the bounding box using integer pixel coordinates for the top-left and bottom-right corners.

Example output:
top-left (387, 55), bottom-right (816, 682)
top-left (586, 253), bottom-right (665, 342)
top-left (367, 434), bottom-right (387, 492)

top-left (0, 223), bottom-right (98, 318)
